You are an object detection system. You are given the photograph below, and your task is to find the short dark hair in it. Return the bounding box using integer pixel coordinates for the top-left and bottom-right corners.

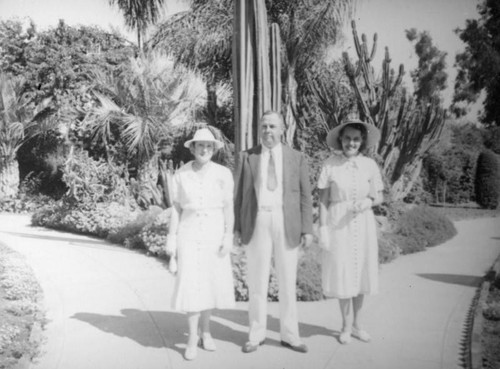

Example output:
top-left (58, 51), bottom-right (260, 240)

top-left (338, 123), bottom-right (368, 152)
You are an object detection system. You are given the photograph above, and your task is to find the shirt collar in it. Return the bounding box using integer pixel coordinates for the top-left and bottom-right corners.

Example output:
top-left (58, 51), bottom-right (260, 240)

top-left (262, 143), bottom-right (282, 156)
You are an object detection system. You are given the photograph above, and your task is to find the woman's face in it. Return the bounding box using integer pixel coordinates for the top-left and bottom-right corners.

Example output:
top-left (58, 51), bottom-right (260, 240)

top-left (340, 126), bottom-right (364, 157)
top-left (191, 141), bottom-right (215, 164)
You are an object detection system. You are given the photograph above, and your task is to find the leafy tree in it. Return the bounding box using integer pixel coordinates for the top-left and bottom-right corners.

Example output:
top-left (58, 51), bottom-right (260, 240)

top-left (0, 74), bottom-right (55, 198)
top-left (475, 149), bottom-right (500, 209)
top-left (405, 28), bottom-right (448, 103)
top-left (147, 0), bottom-right (233, 128)
top-left (452, 0), bottom-right (500, 126)
top-left (108, 0), bottom-right (166, 51)
top-left (0, 20), bottom-right (136, 190)
top-left (266, 0), bottom-right (354, 146)
top-left (422, 123), bottom-right (485, 204)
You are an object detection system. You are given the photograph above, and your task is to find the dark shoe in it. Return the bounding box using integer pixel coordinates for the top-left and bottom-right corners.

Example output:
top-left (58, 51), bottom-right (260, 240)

top-left (280, 340), bottom-right (308, 353)
top-left (242, 340), bottom-right (265, 353)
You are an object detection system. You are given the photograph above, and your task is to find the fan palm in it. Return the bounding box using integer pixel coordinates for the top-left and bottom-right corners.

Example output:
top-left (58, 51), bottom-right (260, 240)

top-left (147, 0), bottom-right (233, 127)
top-left (83, 53), bottom-right (206, 184)
top-left (109, 0), bottom-right (167, 51)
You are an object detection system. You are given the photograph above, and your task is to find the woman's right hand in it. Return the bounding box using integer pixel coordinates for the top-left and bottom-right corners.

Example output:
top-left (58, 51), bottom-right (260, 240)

top-left (319, 225), bottom-right (330, 250)
top-left (165, 234), bottom-right (177, 257)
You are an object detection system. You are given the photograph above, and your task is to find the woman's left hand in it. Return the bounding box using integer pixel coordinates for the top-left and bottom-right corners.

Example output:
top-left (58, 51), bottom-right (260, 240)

top-left (218, 233), bottom-right (233, 257)
top-left (352, 198), bottom-right (373, 214)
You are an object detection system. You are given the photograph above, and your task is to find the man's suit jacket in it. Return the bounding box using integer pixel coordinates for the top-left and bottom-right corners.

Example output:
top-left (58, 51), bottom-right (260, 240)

top-left (234, 144), bottom-right (313, 247)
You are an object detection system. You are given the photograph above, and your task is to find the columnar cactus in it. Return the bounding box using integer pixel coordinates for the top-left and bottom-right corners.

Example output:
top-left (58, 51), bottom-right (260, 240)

top-left (232, 0), bottom-right (281, 154)
top-left (343, 21), bottom-right (446, 201)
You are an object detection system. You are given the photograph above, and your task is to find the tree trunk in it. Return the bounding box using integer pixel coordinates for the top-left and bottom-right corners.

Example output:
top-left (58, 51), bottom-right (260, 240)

top-left (389, 159), bottom-right (423, 202)
top-left (0, 160), bottom-right (20, 199)
top-left (283, 66), bottom-right (298, 147)
top-left (206, 79), bottom-right (218, 126)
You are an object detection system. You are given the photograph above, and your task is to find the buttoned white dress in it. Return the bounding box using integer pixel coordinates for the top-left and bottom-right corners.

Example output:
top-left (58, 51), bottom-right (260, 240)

top-left (317, 153), bottom-right (383, 299)
top-left (171, 161), bottom-right (235, 312)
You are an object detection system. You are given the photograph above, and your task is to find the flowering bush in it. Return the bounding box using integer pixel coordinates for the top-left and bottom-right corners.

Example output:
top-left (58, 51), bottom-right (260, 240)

top-left (231, 245), bottom-right (322, 302)
top-left (32, 202), bottom-right (139, 238)
top-left (137, 209), bottom-right (170, 256)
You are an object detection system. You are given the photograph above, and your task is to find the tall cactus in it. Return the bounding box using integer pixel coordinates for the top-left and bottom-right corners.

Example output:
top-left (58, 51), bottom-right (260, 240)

top-left (342, 21), bottom-right (445, 201)
top-left (232, 0), bottom-right (282, 154)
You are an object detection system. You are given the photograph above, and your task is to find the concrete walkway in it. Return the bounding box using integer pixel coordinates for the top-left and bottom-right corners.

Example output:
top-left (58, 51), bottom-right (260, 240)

top-left (0, 213), bottom-right (499, 369)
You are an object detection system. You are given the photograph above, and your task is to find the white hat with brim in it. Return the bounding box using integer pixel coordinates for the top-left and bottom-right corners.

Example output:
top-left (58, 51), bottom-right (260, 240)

top-left (184, 128), bottom-right (224, 150)
top-left (326, 119), bottom-right (381, 150)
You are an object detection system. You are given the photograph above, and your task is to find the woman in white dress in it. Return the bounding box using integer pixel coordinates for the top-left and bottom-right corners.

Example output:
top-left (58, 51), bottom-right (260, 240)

top-left (165, 127), bottom-right (235, 360)
top-left (317, 120), bottom-right (383, 345)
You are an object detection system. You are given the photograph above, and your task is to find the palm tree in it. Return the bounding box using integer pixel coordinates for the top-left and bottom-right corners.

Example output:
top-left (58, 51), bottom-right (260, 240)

top-left (147, 0), bottom-right (233, 127)
top-left (267, 0), bottom-right (354, 146)
top-left (148, 0), bottom-right (354, 146)
top-left (83, 53), bottom-right (207, 184)
top-left (108, 0), bottom-right (167, 51)
top-left (0, 74), bottom-right (55, 199)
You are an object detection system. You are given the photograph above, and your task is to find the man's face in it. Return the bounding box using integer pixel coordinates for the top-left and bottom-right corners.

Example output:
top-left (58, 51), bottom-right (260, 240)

top-left (260, 114), bottom-right (284, 149)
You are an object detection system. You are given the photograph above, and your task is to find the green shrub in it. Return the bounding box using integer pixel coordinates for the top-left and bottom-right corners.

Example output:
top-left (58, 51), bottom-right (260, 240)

top-left (32, 202), bottom-right (138, 238)
top-left (231, 245), bottom-right (322, 302)
top-left (107, 206), bottom-right (163, 245)
top-left (483, 301), bottom-right (500, 321)
top-left (62, 148), bottom-right (133, 207)
top-left (378, 232), bottom-right (401, 263)
top-left (475, 150), bottom-right (500, 209)
top-left (395, 206), bottom-right (457, 250)
top-left (296, 245), bottom-right (323, 301)
top-left (136, 209), bottom-right (170, 256)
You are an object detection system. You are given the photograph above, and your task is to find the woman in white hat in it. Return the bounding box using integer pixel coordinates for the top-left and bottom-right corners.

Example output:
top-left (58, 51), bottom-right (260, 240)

top-left (317, 119), bottom-right (383, 344)
top-left (165, 127), bottom-right (235, 360)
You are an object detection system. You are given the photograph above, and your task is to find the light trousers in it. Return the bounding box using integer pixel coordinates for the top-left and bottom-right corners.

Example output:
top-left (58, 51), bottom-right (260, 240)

top-left (246, 208), bottom-right (301, 345)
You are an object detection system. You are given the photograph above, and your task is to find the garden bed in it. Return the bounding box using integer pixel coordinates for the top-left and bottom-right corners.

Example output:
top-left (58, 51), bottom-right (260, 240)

top-left (0, 242), bottom-right (43, 369)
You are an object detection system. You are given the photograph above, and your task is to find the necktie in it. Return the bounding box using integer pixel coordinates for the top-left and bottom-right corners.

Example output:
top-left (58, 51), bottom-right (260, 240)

top-left (267, 150), bottom-right (277, 191)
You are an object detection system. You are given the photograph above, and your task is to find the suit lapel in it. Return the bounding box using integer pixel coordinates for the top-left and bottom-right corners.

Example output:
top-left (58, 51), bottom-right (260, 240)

top-left (282, 145), bottom-right (293, 186)
top-left (248, 145), bottom-right (262, 184)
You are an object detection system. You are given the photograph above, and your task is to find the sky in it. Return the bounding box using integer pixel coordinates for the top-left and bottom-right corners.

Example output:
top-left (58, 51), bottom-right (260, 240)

top-left (0, 0), bottom-right (481, 114)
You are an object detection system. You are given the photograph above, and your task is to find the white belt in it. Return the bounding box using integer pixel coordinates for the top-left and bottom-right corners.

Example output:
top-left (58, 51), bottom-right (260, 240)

top-left (258, 205), bottom-right (282, 212)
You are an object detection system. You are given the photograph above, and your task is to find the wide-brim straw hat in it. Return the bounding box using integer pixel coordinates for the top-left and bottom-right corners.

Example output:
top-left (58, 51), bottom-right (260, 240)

top-left (326, 119), bottom-right (381, 150)
top-left (184, 127), bottom-right (224, 150)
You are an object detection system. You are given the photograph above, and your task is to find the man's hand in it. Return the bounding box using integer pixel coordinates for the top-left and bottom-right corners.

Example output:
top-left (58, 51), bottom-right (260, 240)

top-left (218, 233), bottom-right (233, 257)
top-left (233, 230), bottom-right (242, 247)
top-left (300, 233), bottom-right (313, 248)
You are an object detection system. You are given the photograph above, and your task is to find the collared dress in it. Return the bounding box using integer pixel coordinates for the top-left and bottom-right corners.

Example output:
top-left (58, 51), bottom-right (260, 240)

top-left (317, 153), bottom-right (383, 299)
top-left (171, 161), bottom-right (235, 312)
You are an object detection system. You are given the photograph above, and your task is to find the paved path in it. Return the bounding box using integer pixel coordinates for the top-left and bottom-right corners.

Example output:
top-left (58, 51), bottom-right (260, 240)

top-left (0, 213), bottom-right (499, 369)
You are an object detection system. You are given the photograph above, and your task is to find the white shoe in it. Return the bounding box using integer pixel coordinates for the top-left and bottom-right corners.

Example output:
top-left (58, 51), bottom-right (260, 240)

top-left (200, 334), bottom-right (217, 351)
top-left (352, 327), bottom-right (371, 342)
top-left (184, 337), bottom-right (198, 360)
top-left (339, 330), bottom-right (352, 344)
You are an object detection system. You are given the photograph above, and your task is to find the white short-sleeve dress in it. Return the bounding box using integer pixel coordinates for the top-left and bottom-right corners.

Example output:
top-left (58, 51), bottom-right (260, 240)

top-left (171, 161), bottom-right (235, 312)
top-left (317, 153), bottom-right (383, 299)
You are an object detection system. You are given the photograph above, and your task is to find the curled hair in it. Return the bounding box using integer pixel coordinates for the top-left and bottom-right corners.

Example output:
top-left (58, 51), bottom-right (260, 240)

top-left (338, 123), bottom-right (368, 153)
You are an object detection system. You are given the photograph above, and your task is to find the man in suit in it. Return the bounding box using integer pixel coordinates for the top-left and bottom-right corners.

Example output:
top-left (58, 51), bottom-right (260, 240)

top-left (234, 110), bottom-right (314, 353)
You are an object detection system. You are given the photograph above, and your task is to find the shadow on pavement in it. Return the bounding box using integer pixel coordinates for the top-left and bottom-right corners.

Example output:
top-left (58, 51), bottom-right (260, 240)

top-left (214, 309), bottom-right (335, 341)
top-left (72, 307), bottom-right (335, 356)
top-left (417, 273), bottom-right (483, 287)
top-left (2, 231), bottom-right (110, 245)
top-left (72, 309), bottom-right (248, 357)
